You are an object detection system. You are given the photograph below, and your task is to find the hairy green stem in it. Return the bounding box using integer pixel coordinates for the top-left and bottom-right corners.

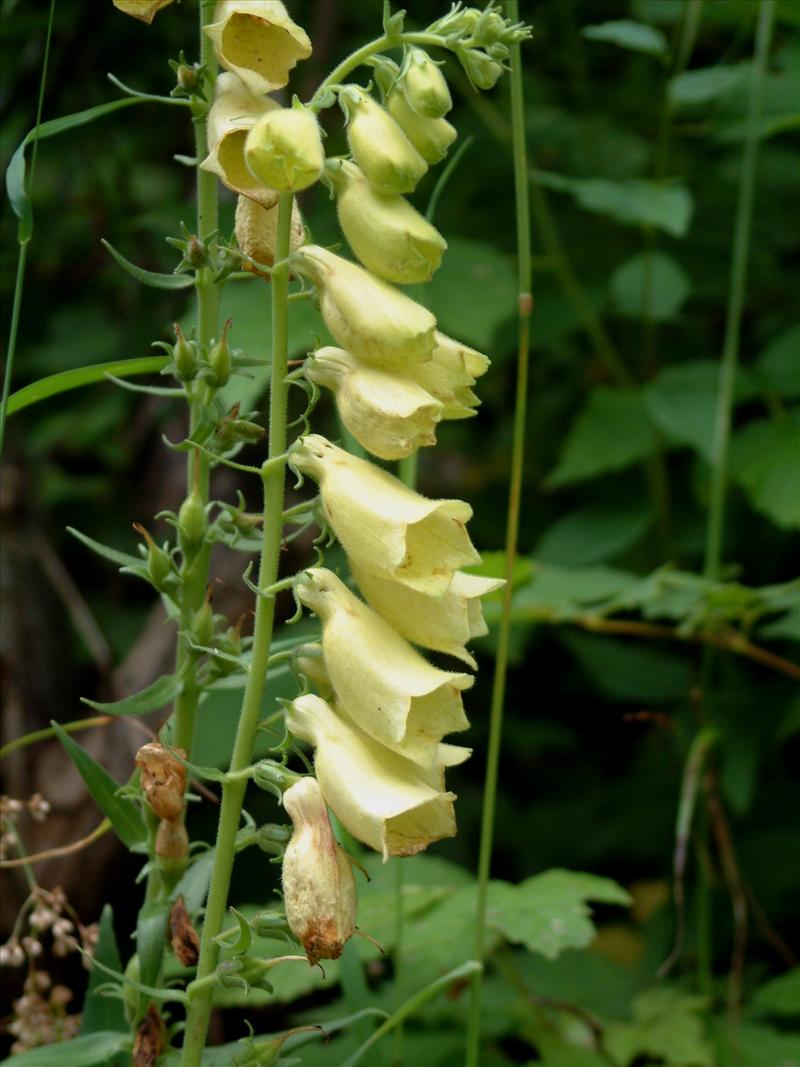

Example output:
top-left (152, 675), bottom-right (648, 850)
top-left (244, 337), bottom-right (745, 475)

top-left (465, 4), bottom-right (531, 1063)
top-left (179, 193), bottom-right (295, 1067)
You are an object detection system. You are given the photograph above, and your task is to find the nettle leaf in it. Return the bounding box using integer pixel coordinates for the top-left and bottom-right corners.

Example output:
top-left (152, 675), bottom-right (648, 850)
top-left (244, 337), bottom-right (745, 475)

top-left (561, 631), bottom-right (691, 703)
top-left (668, 62), bottom-right (751, 108)
top-left (81, 905), bottom-right (127, 1036)
top-left (512, 561), bottom-right (638, 623)
top-left (731, 413), bottom-right (800, 529)
top-left (82, 674), bottom-right (182, 717)
top-left (605, 988), bottom-right (713, 1067)
top-left (546, 387), bottom-right (658, 487)
top-left (610, 251), bottom-right (690, 321)
top-left (1, 1031), bottom-right (130, 1067)
top-left (535, 500), bottom-right (652, 567)
top-left (753, 324), bottom-right (800, 399)
top-left (728, 1023), bottom-right (800, 1067)
top-left (751, 968), bottom-right (800, 1018)
top-left (582, 19), bottom-right (669, 58)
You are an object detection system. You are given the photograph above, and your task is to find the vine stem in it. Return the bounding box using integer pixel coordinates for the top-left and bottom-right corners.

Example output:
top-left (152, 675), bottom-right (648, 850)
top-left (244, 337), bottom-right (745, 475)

top-left (465, 3), bottom-right (531, 1064)
top-left (178, 192), bottom-right (295, 1067)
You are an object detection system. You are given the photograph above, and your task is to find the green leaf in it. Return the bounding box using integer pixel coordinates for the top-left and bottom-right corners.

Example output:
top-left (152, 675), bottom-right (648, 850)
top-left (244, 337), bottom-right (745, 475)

top-left (610, 251), bottom-right (691, 321)
top-left (753, 324), bottom-right (800, 399)
top-left (172, 848), bottom-right (215, 914)
top-left (7, 357), bottom-right (169, 416)
top-left (583, 19), bottom-right (669, 57)
top-left (731, 413), bottom-right (800, 528)
top-left (668, 63), bottom-right (751, 108)
top-left (547, 387), bottom-right (657, 487)
top-left (605, 988), bottom-right (713, 1067)
top-left (751, 968), bottom-right (800, 1018)
top-left (81, 905), bottom-right (127, 1036)
top-left (562, 631), bottom-right (691, 702)
top-left (67, 526), bottom-right (142, 569)
top-left (533, 171), bottom-right (693, 237)
top-left (0, 1032), bottom-right (130, 1067)
top-left (81, 674), bottom-right (182, 717)
top-left (535, 500), bottom-right (653, 566)
top-left (52, 723), bottom-right (145, 848)
top-left (511, 561), bottom-right (638, 623)
top-left (489, 869), bottom-right (631, 959)
top-left (101, 239), bottom-right (194, 289)
top-left (722, 1022), bottom-right (800, 1067)
top-left (136, 899), bottom-right (170, 1004)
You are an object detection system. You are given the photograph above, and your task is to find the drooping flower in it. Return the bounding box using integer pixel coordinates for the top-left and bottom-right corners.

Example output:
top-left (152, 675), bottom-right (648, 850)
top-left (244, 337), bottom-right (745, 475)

top-left (204, 0), bottom-right (312, 96)
top-left (408, 331), bottom-right (490, 419)
top-left (340, 85), bottom-right (428, 194)
top-left (286, 695), bottom-right (459, 860)
top-left (281, 777), bottom-right (357, 965)
top-left (400, 47), bottom-right (453, 119)
top-left (386, 86), bottom-right (458, 164)
top-left (291, 246), bottom-right (436, 367)
top-left (296, 568), bottom-right (472, 768)
top-left (234, 194), bottom-right (306, 276)
top-left (304, 346), bottom-right (442, 460)
top-left (112, 0), bottom-right (174, 21)
top-left (325, 159), bottom-right (446, 285)
top-left (244, 105), bottom-right (325, 193)
top-left (291, 437), bottom-right (480, 595)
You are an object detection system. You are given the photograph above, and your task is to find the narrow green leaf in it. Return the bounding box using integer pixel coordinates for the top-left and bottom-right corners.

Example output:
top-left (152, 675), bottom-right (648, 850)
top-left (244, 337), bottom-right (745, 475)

top-left (136, 899), bottom-right (170, 1004)
top-left (52, 722), bottom-right (145, 848)
top-left (0, 1031), bottom-right (130, 1067)
top-left (81, 675), bottom-right (182, 718)
top-left (7, 357), bottom-right (169, 415)
top-left (101, 239), bottom-right (194, 289)
top-left (81, 905), bottom-right (127, 1036)
top-left (583, 19), bottom-right (669, 57)
top-left (67, 526), bottom-right (141, 568)
top-left (172, 849), bottom-right (215, 914)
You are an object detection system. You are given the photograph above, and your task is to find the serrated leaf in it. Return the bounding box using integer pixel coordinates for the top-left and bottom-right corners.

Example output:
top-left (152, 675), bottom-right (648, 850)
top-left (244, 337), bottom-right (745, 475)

top-left (535, 500), bottom-right (653, 566)
top-left (751, 968), bottom-right (800, 1017)
top-left (7, 357), bottom-right (169, 416)
top-left (68, 526), bottom-right (142, 568)
top-left (547, 387), bottom-right (657, 487)
top-left (668, 63), bottom-right (751, 108)
top-left (610, 251), bottom-right (690, 321)
top-left (605, 988), bottom-right (713, 1067)
top-left (561, 631), bottom-right (692, 702)
top-left (730, 413), bottom-right (800, 528)
top-left (82, 674), bottom-right (182, 717)
top-left (753, 324), bottom-right (800, 399)
top-left (101, 239), bottom-right (194, 289)
top-left (583, 19), bottom-right (669, 57)
top-left (511, 561), bottom-right (638, 622)
top-left (723, 1022), bottom-right (800, 1067)
top-left (52, 723), bottom-right (145, 848)
top-left (0, 1032), bottom-right (130, 1067)
top-left (81, 905), bottom-right (127, 1036)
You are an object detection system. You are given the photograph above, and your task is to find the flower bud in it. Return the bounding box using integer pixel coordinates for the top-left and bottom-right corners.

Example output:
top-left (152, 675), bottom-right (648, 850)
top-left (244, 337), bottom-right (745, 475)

top-left (207, 320), bottom-right (232, 387)
top-left (458, 48), bottom-right (504, 91)
top-left (178, 488), bottom-right (206, 555)
top-left (112, 0), bottom-right (175, 23)
top-left (155, 818), bottom-right (189, 867)
top-left (326, 159), bottom-right (446, 285)
top-left (133, 523), bottom-right (173, 591)
top-left (191, 598), bottom-right (215, 649)
top-left (305, 346), bottom-right (442, 460)
top-left (386, 88), bottom-right (457, 164)
top-left (400, 47), bottom-right (452, 119)
top-left (340, 86), bottom-right (427, 194)
top-left (244, 105), bottom-right (325, 193)
top-left (291, 246), bottom-right (436, 367)
top-left (172, 323), bottom-right (197, 381)
top-left (135, 742), bottom-right (186, 822)
top-left (281, 777), bottom-right (357, 964)
top-left (235, 195), bottom-right (306, 276)
top-left (204, 1), bottom-right (312, 96)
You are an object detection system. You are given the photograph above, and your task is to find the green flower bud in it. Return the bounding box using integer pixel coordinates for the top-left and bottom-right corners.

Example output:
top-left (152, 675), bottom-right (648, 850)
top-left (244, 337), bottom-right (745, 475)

top-left (400, 47), bottom-right (452, 119)
top-left (178, 488), bottom-right (206, 555)
top-left (207, 319), bottom-right (232, 387)
top-left (191, 598), bottom-right (215, 649)
top-left (386, 88), bottom-right (457, 164)
top-left (327, 159), bottom-right (446, 285)
top-left (341, 86), bottom-right (427, 194)
top-left (244, 105), bottom-right (324, 193)
top-left (458, 47), bottom-right (504, 91)
top-left (133, 523), bottom-right (173, 591)
top-left (172, 323), bottom-right (197, 381)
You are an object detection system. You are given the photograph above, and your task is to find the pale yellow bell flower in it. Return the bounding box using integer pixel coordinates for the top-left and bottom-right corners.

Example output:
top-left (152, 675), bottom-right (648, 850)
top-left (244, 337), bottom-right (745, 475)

top-left (401, 47), bottom-right (453, 119)
top-left (286, 694), bottom-right (458, 860)
top-left (234, 195), bottom-right (306, 276)
top-left (244, 106), bottom-right (325, 193)
top-left (305, 346), bottom-right (442, 460)
top-left (291, 437), bottom-right (481, 595)
top-left (291, 642), bottom-right (332, 699)
top-left (291, 246), bottom-right (436, 367)
top-left (296, 568), bottom-right (471, 768)
top-left (205, 0), bottom-right (312, 96)
top-left (282, 777), bottom-right (357, 965)
top-left (112, 0), bottom-right (174, 22)
top-left (408, 332), bottom-right (491, 420)
top-left (326, 159), bottom-right (446, 285)
top-left (201, 72), bottom-right (280, 209)
top-left (351, 563), bottom-right (503, 668)
top-left (341, 86), bottom-right (428, 194)
top-left (387, 87), bottom-right (457, 164)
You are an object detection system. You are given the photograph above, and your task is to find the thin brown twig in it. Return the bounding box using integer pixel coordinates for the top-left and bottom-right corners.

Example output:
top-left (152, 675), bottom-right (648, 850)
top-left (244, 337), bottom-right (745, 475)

top-left (0, 819), bottom-right (111, 867)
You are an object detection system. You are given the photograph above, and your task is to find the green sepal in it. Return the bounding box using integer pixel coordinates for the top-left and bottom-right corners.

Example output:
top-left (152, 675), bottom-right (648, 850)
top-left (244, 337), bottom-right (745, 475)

top-left (101, 238), bottom-right (195, 290)
top-left (67, 526), bottom-right (143, 569)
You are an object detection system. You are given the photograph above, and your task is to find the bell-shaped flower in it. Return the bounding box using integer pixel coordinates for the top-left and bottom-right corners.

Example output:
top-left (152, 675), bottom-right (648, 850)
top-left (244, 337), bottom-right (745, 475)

top-left (244, 104), bottom-right (325, 193)
top-left (291, 246), bottom-right (436, 367)
top-left (340, 85), bottom-right (427, 194)
top-left (400, 47), bottom-right (453, 119)
top-left (387, 87), bottom-right (457, 164)
top-left (351, 563), bottom-right (503, 668)
top-left (305, 346), bottom-right (442, 460)
top-left (204, 0), bottom-right (312, 96)
top-left (112, 0), bottom-right (175, 22)
top-left (282, 777), bottom-right (357, 965)
top-left (296, 568), bottom-right (471, 768)
top-left (408, 332), bottom-right (491, 420)
top-left (291, 437), bottom-right (480, 595)
top-left (325, 159), bottom-right (446, 285)
top-left (234, 194), bottom-right (306, 276)
top-left (292, 642), bottom-right (333, 699)
top-left (201, 72), bottom-right (280, 209)
top-left (286, 694), bottom-right (459, 860)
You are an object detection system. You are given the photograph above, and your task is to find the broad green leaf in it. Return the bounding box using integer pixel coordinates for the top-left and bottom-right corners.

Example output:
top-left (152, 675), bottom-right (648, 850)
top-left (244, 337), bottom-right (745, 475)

top-left (81, 674), bottom-right (182, 717)
top-left (511, 561), bottom-right (638, 622)
top-left (721, 1022), bottom-right (800, 1067)
top-left (81, 905), bottom-right (127, 1036)
top-left (534, 1035), bottom-right (610, 1066)
top-left (1, 1031), bottom-right (130, 1067)
top-left (101, 239), bottom-right (194, 289)
top-left (753, 324), bottom-right (800, 399)
top-left (562, 631), bottom-right (691, 702)
top-left (7, 357), bottom-right (169, 416)
top-left (52, 723), bottom-right (145, 848)
top-left (730, 413), bottom-right (800, 528)
top-left (583, 19), bottom-right (669, 57)
top-left (610, 251), bottom-right (690, 321)
top-left (67, 526), bottom-right (142, 569)
top-left (533, 170), bottom-right (693, 237)
top-left (605, 988), bottom-right (713, 1067)
top-left (751, 968), bottom-right (800, 1017)
top-left (668, 63), bottom-right (751, 108)
top-left (547, 387), bottom-right (657, 487)
top-left (535, 500), bottom-right (653, 566)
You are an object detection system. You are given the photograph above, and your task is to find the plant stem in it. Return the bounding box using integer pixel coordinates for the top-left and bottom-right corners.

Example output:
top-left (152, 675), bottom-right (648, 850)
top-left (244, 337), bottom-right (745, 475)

top-left (703, 0), bottom-right (774, 581)
top-left (465, 4), bottom-right (531, 1064)
top-left (179, 193), bottom-right (295, 1067)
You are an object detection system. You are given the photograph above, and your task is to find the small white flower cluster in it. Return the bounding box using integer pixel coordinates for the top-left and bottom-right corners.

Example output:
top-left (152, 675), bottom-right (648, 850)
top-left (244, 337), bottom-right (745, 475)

top-left (0, 793), bottom-right (51, 859)
top-left (6, 971), bottom-right (81, 1055)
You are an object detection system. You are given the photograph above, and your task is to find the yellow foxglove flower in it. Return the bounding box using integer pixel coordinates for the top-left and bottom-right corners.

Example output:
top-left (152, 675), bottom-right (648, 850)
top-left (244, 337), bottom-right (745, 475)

top-left (434, 331), bottom-right (491, 380)
top-left (408, 332), bottom-right (490, 420)
top-left (201, 72), bottom-right (280, 209)
top-left (291, 246), bottom-right (436, 367)
top-left (205, 0), bottom-right (312, 96)
top-left (291, 437), bottom-right (480, 595)
top-left (244, 105), bottom-right (325, 193)
top-left (235, 194), bottom-right (306, 276)
top-left (326, 159), bottom-right (446, 285)
top-left (387, 88), bottom-right (457, 164)
top-left (351, 563), bottom-right (503, 668)
top-left (282, 777), bottom-right (357, 965)
top-left (291, 642), bottom-right (332, 699)
top-left (112, 0), bottom-right (174, 22)
top-left (305, 346), bottom-right (442, 460)
top-left (286, 694), bottom-right (458, 860)
top-left (341, 86), bottom-right (427, 194)
top-left (297, 568), bottom-right (471, 767)
top-left (401, 47), bottom-right (453, 119)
